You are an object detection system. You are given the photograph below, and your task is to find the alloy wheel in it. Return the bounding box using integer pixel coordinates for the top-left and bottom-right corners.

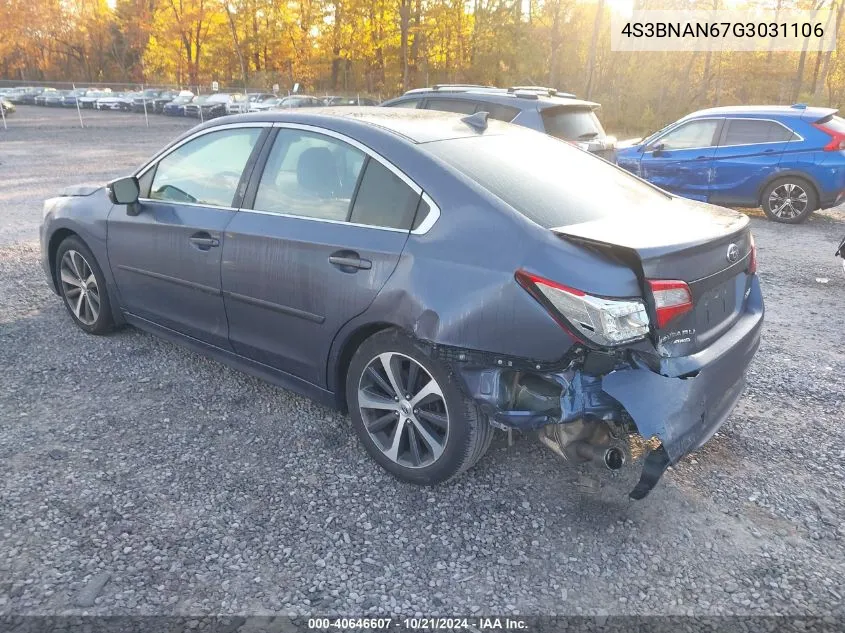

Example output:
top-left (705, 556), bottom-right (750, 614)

top-left (60, 250), bottom-right (100, 326)
top-left (767, 183), bottom-right (808, 220)
top-left (357, 352), bottom-right (449, 469)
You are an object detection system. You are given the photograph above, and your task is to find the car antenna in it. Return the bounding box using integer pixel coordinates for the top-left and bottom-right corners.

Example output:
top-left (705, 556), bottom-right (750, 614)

top-left (461, 111), bottom-right (489, 131)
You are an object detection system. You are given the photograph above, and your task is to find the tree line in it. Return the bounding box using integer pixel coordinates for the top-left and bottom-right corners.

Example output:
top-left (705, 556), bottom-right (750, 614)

top-left (2, 0), bottom-right (845, 134)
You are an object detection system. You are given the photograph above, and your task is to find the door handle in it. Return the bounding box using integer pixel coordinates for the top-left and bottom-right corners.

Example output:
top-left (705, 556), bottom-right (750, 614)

top-left (189, 233), bottom-right (220, 250)
top-left (329, 251), bottom-right (372, 271)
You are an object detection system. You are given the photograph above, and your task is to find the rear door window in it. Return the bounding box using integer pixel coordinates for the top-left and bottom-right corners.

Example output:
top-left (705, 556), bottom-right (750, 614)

top-left (542, 106), bottom-right (605, 141)
top-left (484, 104), bottom-right (520, 122)
top-left (424, 98), bottom-right (478, 115)
top-left (386, 98), bottom-right (421, 109)
top-left (721, 119), bottom-right (794, 145)
top-left (252, 129), bottom-right (366, 221)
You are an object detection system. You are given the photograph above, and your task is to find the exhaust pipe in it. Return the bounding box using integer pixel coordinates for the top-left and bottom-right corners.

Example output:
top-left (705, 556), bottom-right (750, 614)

top-left (570, 441), bottom-right (626, 470)
top-left (538, 423), bottom-right (631, 470)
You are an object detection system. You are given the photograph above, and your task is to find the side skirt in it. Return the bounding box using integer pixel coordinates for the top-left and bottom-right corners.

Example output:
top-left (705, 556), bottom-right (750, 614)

top-left (123, 312), bottom-right (338, 409)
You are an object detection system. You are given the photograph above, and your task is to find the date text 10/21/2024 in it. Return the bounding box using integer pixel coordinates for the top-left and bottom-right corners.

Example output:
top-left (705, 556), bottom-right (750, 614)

top-left (307, 617), bottom-right (529, 631)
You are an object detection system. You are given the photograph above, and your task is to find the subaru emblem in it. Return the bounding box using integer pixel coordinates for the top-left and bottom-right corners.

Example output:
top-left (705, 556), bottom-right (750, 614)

top-left (726, 243), bottom-right (740, 263)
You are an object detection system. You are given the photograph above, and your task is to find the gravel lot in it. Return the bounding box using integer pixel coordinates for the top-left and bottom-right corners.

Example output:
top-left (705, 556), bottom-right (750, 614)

top-left (1, 106), bottom-right (845, 619)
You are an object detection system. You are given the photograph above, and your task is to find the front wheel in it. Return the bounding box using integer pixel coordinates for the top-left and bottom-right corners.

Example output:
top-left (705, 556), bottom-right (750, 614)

top-left (346, 329), bottom-right (493, 485)
top-left (761, 177), bottom-right (817, 223)
top-left (54, 236), bottom-right (115, 335)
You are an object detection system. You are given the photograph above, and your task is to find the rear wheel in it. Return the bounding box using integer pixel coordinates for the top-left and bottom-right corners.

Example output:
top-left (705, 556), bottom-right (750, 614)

top-left (761, 177), bottom-right (817, 223)
top-left (346, 329), bottom-right (493, 485)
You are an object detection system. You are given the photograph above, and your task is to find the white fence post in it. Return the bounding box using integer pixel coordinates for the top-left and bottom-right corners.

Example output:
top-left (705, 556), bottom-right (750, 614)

top-left (72, 82), bottom-right (84, 128)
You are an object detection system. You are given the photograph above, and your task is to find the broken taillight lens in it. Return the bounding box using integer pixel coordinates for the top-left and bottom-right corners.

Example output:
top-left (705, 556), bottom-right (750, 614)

top-left (648, 280), bottom-right (693, 329)
top-left (516, 270), bottom-right (650, 347)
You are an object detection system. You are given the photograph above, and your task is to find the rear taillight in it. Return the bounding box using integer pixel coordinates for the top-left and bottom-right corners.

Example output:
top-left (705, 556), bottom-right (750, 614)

top-left (516, 270), bottom-right (650, 347)
top-left (648, 280), bottom-right (693, 329)
top-left (812, 122), bottom-right (845, 151)
top-left (748, 234), bottom-right (758, 274)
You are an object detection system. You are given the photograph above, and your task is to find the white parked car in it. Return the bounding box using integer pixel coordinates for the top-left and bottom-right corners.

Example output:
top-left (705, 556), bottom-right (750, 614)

top-left (224, 93), bottom-right (249, 114)
top-left (249, 97), bottom-right (283, 112)
top-left (96, 92), bottom-right (134, 111)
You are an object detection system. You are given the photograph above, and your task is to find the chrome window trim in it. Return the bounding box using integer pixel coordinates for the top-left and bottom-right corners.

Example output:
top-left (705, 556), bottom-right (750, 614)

top-left (133, 122), bottom-right (273, 180)
top-left (412, 193), bottom-right (441, 235)
top-left (718, 117), bottom-right (804, 148)
top-left (237, 207), bottom-right (408, 233)
top-left (136, 198), bottom-right (238, 212)
top-left (649, 116), bottom-right (804, 153)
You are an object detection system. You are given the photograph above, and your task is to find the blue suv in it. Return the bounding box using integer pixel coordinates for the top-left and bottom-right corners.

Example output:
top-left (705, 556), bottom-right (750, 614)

top-left (616, 105), bottom-right (845, 223)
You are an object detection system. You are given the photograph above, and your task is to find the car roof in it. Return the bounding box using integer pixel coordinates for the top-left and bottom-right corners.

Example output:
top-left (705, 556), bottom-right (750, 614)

top-left (200, 106), bottom-right (512, 144)
top-left (684, 105), bottom-right (838, 121)
top-left (388, 87), bottom-right (599, 110)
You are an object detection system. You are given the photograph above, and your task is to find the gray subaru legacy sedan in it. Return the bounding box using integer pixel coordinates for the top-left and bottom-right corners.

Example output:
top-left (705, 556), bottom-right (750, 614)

top-left (40, 108), bottom-right (763, 499)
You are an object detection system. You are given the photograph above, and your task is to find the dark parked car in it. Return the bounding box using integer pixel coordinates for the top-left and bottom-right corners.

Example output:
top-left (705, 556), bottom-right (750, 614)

top-left (61, 88), bottom-right (88, 107)
top-left (44, 91), bottom-right (69, 107)
top-left (183, 94), bottom-right (233, 119)
top-left (22, 87), bottom-right (52, 105)
top-left (151, 91), bottom-right (192, 113)
top-left (617, 105), bottom-right (845, 223)
top-left (132, 89), bottom-right (166, 112)
top-left (39, 108), bottom-right (763, 498)
top-left (33, 88), bottom-right (58, 106)
top-left (162, 94), bottom-right (194, 116)
top-left (382, 85), bottom-right (617, 161)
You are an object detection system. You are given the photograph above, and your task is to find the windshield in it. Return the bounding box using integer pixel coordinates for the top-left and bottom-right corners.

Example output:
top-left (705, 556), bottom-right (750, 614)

top-left (541, 106), bottom-right (605, 141)
top-left (424, 131), bottom-right (670, 229)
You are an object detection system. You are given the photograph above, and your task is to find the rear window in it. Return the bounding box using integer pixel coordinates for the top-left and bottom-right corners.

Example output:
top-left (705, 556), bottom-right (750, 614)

top-left (425, 98), bottom-right (477, 115)
top-left (424, 132), bottom-right (670, 229)
top-left (722, 119), bottom-right (794, 145)
top-left (541, 106), bottom-right (605, 141)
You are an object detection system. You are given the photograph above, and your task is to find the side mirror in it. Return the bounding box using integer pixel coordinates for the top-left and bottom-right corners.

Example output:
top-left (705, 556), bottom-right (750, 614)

top-left (108, 176), bottom-right (140, 205)
top-left (107, 176), bottom-right (141, 215)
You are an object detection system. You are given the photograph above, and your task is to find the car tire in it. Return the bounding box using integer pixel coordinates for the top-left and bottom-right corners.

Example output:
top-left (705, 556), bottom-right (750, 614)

top-left (346, 328), bottom-right (494, 485)
top-left (54, 236), bottom-right (115, 335)
top-left (760, 177), bottom-right (818, 223)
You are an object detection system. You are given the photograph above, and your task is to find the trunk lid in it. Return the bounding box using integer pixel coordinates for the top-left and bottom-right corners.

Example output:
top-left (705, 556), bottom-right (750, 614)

top-left (552, 200), bottom-right (753, 357)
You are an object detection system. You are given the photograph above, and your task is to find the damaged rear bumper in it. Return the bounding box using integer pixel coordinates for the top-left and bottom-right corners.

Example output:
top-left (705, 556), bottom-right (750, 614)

top-left (454, 276), bottom-right (764, 499)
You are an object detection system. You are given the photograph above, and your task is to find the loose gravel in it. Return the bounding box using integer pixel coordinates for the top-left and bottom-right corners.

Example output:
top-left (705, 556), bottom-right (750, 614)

top-left (1, 106), bottom-right (844, 617)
